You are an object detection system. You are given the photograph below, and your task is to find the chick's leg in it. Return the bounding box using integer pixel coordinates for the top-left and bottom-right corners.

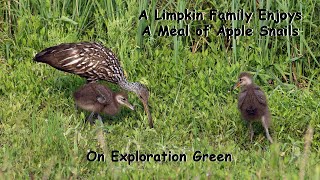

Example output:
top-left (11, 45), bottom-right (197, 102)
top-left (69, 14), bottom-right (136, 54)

top-left (262, 115), bottom-right (273, 143)
top-left (249, 122), bottom-right (254, 142)
top-left (86, 112), bottom-right (96, 124)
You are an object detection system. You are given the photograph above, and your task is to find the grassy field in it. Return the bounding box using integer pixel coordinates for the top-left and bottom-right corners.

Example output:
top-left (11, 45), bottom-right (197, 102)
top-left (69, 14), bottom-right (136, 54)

top-left (1, 0), bottom-right (319, 179)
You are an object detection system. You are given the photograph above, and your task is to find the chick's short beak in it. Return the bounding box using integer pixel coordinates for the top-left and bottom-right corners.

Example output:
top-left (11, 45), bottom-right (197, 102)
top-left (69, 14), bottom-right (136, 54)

top-left (233, 82), bottom-right (241, 89)
top-left (124, 102), bottom-right (135, 111)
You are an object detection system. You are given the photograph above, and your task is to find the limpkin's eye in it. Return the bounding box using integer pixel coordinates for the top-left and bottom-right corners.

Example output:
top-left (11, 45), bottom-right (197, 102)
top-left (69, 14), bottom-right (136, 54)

top-left (239, 78), bottom-right (242, 82)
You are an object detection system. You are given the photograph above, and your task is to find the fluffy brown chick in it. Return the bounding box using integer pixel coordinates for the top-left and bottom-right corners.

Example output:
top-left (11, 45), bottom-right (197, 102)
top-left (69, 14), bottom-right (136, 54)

top-left (234, 72), bottom-right (273, 143)
top-left (74, 82), bottom-right (134, 123)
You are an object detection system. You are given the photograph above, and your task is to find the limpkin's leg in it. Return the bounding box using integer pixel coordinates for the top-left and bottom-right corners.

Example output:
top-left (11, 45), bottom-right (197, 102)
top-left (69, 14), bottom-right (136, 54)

top-left (262, 116), bottom-right (273, 143)
top-left (86, 112), bottom-right (96, 124)
top-left (249, 122), bottom-right (254, 142)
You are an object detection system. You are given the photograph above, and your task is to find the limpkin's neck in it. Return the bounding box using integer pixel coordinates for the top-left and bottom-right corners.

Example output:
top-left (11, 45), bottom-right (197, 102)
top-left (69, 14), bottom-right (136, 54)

top-left (119, 80), bottom-right (139, 94)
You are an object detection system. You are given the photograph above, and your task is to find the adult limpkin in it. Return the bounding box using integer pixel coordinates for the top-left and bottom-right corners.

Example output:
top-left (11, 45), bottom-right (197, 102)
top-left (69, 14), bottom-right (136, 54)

top-left (74, 82), bottom-right (135, 124)
top-left (34, 42), bottom-right (153, 128)
top-left (234, 72), bottom-right (273, 143)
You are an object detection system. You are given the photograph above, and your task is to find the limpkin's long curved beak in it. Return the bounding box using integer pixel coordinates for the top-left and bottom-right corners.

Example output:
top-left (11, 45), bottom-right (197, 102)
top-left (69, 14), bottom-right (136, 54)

top-left (141, 99), bottom-right (153, 128)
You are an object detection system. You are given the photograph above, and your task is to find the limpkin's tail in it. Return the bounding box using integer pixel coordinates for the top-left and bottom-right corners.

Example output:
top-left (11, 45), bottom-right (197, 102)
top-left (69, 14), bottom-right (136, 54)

top-left (34, 50), bottom-right (48, 63)
top-left (34, 43), bottom-right (73, 63)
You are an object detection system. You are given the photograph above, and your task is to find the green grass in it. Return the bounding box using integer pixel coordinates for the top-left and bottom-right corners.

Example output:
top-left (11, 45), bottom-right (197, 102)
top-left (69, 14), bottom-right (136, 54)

top-left (1, 0), bottom-right (320, 179)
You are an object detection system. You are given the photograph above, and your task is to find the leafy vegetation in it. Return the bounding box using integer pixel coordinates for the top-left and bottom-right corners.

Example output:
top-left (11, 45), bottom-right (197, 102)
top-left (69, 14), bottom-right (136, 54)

top-left (0, 0), bottom-right (319, 179)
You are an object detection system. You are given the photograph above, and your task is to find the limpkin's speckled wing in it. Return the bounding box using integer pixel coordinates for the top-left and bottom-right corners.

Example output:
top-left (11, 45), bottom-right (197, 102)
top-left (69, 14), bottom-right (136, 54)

top-left (34, 42), bottom-right (125, 83)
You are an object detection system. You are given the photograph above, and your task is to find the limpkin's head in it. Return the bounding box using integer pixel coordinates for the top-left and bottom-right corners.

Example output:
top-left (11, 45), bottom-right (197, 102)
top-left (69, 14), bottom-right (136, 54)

top-left (234, 72), bottom-right (253, 89)
top-left (132, 82), bottom-right (153, 128)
